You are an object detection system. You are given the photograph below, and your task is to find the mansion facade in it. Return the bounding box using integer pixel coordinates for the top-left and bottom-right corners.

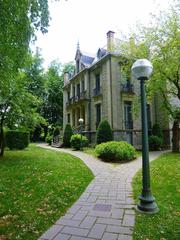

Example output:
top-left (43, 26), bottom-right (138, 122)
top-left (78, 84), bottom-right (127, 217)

top-left (63, 31), bottom-right (170, 148)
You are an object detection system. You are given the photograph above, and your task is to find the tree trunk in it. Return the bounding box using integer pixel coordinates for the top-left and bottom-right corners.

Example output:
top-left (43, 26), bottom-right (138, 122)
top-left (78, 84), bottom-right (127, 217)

top-left (0, 123), bottom-right (5, 157)
top-left (172, 120), bottom-right (180, 153)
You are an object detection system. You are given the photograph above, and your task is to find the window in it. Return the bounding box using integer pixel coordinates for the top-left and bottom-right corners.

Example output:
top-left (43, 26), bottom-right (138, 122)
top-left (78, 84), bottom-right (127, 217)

top-left (73, 86), bottom-right (76, 97)
top-left (124, 101), bottom-right (133, 129)
top-left (77, 83), bottom-right (80, 99)
top-left (67, 91), bottom-right (70, 101)
top-left (76, 60), bottom-right (79, 73)
top-left (82, 79), bottom-right (85, 92)
top-left (124, 101), bottom-right (133, 144)
top-left (67, 113), bottom-right (70, 123)
top-left (95, 73), bottom-right (100, 91)
top-left (96, 104), bottom-right (101, 128)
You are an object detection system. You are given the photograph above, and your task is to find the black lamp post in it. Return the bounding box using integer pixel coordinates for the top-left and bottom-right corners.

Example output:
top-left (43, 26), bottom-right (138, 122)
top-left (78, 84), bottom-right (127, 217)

top-left (131, 59), bottom-right (159, 214)
top-left (79, 118), bottom-right (84, 150)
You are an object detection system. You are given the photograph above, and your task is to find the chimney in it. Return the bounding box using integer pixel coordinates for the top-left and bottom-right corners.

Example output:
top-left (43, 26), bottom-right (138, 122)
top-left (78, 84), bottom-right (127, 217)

top-left (64, 72), bottom-right (69, 86)
top-left (107, 30), bottom-right (115, 52)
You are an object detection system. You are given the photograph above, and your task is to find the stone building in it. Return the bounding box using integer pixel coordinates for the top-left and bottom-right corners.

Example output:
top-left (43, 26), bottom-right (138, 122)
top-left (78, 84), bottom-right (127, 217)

top-left (63, 31), bottom-right (170, 148)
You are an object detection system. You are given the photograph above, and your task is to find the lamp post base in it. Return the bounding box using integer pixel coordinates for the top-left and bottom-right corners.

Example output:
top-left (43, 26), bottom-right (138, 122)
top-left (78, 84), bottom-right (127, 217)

top-left (136, 194), bottom-right (159, 214)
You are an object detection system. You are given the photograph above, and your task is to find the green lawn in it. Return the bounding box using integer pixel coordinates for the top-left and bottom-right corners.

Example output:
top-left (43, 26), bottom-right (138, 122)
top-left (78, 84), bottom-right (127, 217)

top-left (133, 152), bottom-right (180, 240)
top-left (0, 145), bottom-right (94, 240)
top-left (83, 147), bottom-right (97, 157)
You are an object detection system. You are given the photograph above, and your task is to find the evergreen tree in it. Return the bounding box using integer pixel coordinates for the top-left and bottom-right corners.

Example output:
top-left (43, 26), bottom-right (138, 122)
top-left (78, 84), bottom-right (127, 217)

top-left (96, 120), bottom-right (113, 144)
top-left (63, 124), bottom-right (73, 147)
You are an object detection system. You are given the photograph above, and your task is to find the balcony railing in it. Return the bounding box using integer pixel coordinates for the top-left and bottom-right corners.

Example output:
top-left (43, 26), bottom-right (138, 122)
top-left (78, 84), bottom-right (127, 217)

top-left (93, 87), bottom-right (102, 97)
top-left (121, 83), bottom-right (134, 93)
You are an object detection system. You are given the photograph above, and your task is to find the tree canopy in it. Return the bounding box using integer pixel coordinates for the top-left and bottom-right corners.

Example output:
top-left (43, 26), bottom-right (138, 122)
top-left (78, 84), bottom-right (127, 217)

top-left (0, 0), bottom-right (50, 156)
top-left (117, 1), bottom-right (179, 152)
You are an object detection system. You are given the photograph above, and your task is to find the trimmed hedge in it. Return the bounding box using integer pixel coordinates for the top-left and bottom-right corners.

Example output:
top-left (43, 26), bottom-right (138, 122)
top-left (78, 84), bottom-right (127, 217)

top-left (63, 124), bottom-right (73, 147)
top-left (149, 135), bottom-right (163, 150)
top-left (6, 130), bottom-right (29, 150)
top-left (70, 134), bottom-right (89, 150)
top-left (95, 141), bottom-right (136, 162)
top-left (96, 120), bottom-right (113, 144)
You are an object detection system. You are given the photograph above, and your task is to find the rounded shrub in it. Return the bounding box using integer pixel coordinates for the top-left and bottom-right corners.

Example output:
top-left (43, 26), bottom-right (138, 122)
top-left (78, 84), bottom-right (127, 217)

top-left (149, 135), bottom-right (163, 150)
top-left (63, 124), bottom-right (73, 147)
top-left (96, 120), bottom-right (113, 144)
top-left (95, 141), bottom-right (136, 162)
top-left (70, 134), bottom-right (89, 150)
top-left (6, 130), bottom-right (29, 150)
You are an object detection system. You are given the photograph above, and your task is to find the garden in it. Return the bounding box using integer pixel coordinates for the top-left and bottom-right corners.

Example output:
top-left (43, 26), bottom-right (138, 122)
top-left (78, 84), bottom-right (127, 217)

top-left (0, 120), bottom-right (179, 240)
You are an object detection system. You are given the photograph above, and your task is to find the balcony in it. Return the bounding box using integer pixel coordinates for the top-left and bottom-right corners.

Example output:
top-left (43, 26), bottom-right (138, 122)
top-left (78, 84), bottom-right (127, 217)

top-left (75, 95), bottom-right (81, 102)
top-left (80, 90), bottom-right (88, 100)
top-left (93, 87), bottom-right (102, 97)
top-left (121, 83), bottom-right (134, 93)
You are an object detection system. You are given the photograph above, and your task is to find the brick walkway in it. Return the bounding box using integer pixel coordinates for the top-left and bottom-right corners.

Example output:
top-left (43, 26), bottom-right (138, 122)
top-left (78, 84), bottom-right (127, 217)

top-left (38, 144), bottom-right (165, 240)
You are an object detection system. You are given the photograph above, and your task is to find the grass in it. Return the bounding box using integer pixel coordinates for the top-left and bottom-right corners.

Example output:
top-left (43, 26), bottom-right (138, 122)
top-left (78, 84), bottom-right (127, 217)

top-left (133, 152), bottom-right (180, 240)
top-left (0, 145), bottom-right (94, 240)
top-left (83, 147), bottom-right (97, 157)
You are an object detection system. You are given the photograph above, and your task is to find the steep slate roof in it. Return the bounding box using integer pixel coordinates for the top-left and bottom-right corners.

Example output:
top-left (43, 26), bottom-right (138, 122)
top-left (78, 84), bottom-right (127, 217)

top-left (81, 54), bottom-right (95, 66)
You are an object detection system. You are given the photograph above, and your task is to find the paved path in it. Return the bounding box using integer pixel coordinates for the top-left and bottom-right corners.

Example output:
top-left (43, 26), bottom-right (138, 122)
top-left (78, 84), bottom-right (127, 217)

top-left (38, 144), bottom-right (165, 240)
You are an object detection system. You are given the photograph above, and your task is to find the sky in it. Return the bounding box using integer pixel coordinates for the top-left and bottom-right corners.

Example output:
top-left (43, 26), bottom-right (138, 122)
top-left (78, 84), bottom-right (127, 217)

top-left (32, 0), bottom-right (173, 68)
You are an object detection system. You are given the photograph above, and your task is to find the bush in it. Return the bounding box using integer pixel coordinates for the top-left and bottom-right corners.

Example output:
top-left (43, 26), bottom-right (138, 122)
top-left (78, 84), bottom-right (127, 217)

top-left (45, 134), bottom-right (53, 145)
top-left (63, 124), bottom-right (73, 147)
top-left (70, 134), bottom-right (89, 150)
top-left (6, 130), bottom-right (29, 150)
top-left (95, 141), bottom-right (136, 162)
top-left (152, 123), bottom-right (163, 138)
top-left (149, 135), bottom-right (163, 150)
top-left (96, 120), bottom-right (113, 144)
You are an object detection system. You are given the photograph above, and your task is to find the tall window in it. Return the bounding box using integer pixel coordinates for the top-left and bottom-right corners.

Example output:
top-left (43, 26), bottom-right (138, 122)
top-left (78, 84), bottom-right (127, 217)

top-left (95, 73), bottom-right (100, 91)
top-left (77, 83), bottom-right (80, 98)
top-left (96, 104), bottom-right (101, 128)
top-left (82, 79), bottom-right (85, 92)
top-left (76, 60), bottom-right (79, 73)
top-left (67, 91), bottom-right (70, 101)
top-left (124, 101), bottom-right (133, 129)
top-left (67, 113), bottom-right (70, 123)
top-left (73, 86), bottom-right (75, 97)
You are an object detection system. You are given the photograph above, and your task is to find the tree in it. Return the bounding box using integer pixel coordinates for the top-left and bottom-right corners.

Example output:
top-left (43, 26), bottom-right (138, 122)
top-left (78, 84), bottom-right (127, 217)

top-left (96, 120), bottom-right (113, 144)
top-left (0, 0), bottom-right (50, 156)
top-left (24, 48), bottom-right (45, 99)
top-left (147, 3), bottom-right (180, 152)
top-left (42, 60), bottom-right (64, 125)
top-left (117, 1), bottom-right (180, 152)
top-left (63, 124), bottom-right (73, 147)
top-left (42, 61), bottom-right (75, 126)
